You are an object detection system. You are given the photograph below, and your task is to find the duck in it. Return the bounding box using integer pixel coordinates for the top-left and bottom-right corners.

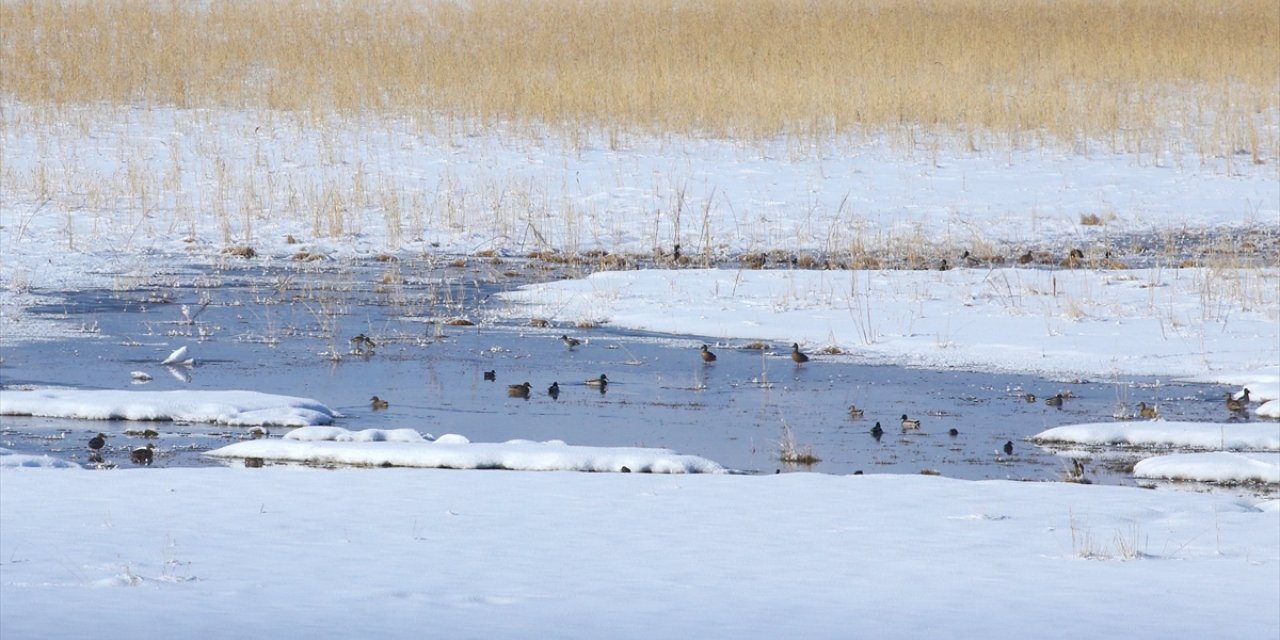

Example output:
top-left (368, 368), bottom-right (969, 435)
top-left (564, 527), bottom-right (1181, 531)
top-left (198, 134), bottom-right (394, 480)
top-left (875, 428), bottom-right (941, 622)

top-left (585, 374), bottom-right (609, 387)
top-left (870, 422), bottom-right (884, 439)
top-left (1069, 458), bottom-right (1088, 482)
top-left (900, 414), bottom-right (921, 430)
top-left (483, 370), bottom-right (496, 381)
top-left (508, 382), bottom-right (532, 399)
top-left (560, 335), bottom-right (582, 349)
top-left (370, 395), bottom-right (390, 410)
top-left (130, 444), bottom-right (156, 466)
top-left (1226, 389), bottom-right (1250, 413)
top-left (548, 382), bottom-right (561, 400)
top-left (350, 334), bottom-right (376, 354)
top-left (1003, 440), bottom-right (1014, 456)
top-left (848, 405), bottom-right (864, 419)
top-left (1045, 393), bottom-right (1065, 407)
top-left (700, 344), bottom-right (717, 363)
top-left (1137, 401), bottom-right (1158, 419)
top-left (790, 343), bottom-right (809, 364)
top-left (1023, 393), bottom-right (1037, 403)
top-left (948, 428), bottom-right (959, 437)
top-left (88, 432), bottom-right (107, 452)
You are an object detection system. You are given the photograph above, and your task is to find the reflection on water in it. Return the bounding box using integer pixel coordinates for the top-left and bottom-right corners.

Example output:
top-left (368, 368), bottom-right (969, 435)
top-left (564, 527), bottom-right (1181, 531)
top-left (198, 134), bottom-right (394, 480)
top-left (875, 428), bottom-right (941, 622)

top-left (0, 258), bottom-right (1267, 494)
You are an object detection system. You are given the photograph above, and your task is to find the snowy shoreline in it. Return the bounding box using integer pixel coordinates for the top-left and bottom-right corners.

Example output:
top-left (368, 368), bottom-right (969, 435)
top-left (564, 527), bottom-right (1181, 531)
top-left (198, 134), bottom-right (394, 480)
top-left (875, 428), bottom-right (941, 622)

top-left (3, 466), bottom-right (1277, 639)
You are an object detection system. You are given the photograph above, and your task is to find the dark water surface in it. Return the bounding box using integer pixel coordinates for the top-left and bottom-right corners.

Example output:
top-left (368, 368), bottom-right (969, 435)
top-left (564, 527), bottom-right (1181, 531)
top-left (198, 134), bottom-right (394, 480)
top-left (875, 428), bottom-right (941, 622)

top-left (0, 258), bottom-right (1259, 490)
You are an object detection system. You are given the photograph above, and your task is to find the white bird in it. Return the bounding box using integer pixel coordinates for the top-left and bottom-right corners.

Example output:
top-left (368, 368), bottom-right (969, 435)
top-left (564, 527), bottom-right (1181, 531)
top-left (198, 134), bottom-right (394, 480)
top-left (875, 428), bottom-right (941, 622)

top-left (130, 371), bottom-right (153, 382)
top-left (161, 345), bottom-right (194, 367)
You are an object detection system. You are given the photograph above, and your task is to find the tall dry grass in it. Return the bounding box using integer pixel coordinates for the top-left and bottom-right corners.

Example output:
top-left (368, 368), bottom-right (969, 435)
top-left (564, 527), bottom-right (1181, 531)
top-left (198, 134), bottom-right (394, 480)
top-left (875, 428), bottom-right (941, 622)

top-left (2, 0), bottom-right (1276, 151)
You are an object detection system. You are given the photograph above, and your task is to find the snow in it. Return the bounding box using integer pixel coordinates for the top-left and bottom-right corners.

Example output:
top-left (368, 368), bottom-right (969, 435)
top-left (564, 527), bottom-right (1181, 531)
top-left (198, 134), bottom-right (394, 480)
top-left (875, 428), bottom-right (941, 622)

top-left (497, 267), bottom-right (1280, 382)
top-left (1134, 452), bottom-right (1280, 484)
top-left (0, 389), bottom-right (337, 427)
top-left (1260, 401), bottom-right (1280, 419)
top-left (1032, 421), bottom-right (1280, 451)
top-left (208, 427), bottom-right (726, 473)
top-left (0, 448), bottom-right (81, 470)
top-left (2, 467), bottom-right (1276, 638)
top-left (2, 99), bottom-right (1278, 637)
top-left (283, 426), bottom-right (431, 443)
top-left (3, 105), bottom-right (1276, 271)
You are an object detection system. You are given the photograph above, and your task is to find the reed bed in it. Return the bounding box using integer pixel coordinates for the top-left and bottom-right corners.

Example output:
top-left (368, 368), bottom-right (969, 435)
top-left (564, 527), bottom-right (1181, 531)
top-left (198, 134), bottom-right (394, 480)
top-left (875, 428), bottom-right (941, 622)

top-left (2, 0), bottom-right (1276, 153)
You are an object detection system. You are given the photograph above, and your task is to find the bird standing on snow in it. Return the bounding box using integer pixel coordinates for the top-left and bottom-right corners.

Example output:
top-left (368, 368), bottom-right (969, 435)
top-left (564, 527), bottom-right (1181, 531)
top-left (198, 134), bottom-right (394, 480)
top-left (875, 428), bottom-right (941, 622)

top-left (790, 343), bottom-right (809, 364)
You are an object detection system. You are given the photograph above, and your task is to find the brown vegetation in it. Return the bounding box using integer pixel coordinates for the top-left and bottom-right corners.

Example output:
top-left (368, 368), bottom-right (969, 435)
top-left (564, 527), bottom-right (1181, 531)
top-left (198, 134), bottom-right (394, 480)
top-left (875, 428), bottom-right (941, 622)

top-left (2, 0), bottom-right (1275, 153)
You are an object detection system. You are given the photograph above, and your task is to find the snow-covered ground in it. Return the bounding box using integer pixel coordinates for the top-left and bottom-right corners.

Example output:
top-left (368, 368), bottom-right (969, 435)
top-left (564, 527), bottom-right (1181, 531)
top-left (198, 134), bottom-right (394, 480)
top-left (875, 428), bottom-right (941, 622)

top-left (1, 103), bottom-right (1277, 327)
top-left (1032, 421), bottom-right (1280, 450)
top-left (208, 427), bottom-right (725, 473)
top-left (1134, 452), bottom-right (1280, 484)
top-left (496, 267), bottom-right (1279, 382)
top-left (0, 389), bottom-right (337, 427)
top-left (3, 466), bottom-right (1278, 639)
top-left (2, 103), bottom-right (1278, 636)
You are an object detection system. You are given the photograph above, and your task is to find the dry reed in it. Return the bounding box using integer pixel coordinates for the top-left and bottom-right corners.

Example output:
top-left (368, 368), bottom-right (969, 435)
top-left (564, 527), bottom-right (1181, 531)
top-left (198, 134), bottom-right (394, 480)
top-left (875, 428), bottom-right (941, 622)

top-left (2, 0), bottom-right (1275, 153)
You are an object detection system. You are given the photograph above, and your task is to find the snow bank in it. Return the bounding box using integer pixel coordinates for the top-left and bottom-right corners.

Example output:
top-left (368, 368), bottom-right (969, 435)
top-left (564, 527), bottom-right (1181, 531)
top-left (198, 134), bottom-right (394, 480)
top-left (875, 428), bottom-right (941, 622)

top-left (208, 428), bottom-right (724, 473)
top-left (1032, 421), bottom-right (1280, 451)
top-left (0, 448), bottom-right (80, 470)
top-left (283, 426), bottom-right (428, 443)
top-left (0, 389), bottom-right (337, 427)
top-left (1134, 452), bottom-right (1280, 484)
top-left (2, 467), bottom-right (1276, 639)
top-left (1259, 401), bottom-right (1279, 419)
top-left (497, 267), bottom-right (1280, 382)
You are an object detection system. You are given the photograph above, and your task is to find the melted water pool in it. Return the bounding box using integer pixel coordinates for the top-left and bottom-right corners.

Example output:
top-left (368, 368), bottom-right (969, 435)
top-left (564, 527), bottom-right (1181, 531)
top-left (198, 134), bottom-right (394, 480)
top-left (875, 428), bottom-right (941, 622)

top-left (0, 258), bottom-right (1263, 492)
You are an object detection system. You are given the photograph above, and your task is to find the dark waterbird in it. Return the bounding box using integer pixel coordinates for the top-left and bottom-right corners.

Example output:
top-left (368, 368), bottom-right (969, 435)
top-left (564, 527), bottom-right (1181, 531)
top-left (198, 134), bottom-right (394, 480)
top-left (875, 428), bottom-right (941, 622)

top-left (790, 343), bottom-right (809, 364)
top-left (131, 444), bottom-right (156, 465)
